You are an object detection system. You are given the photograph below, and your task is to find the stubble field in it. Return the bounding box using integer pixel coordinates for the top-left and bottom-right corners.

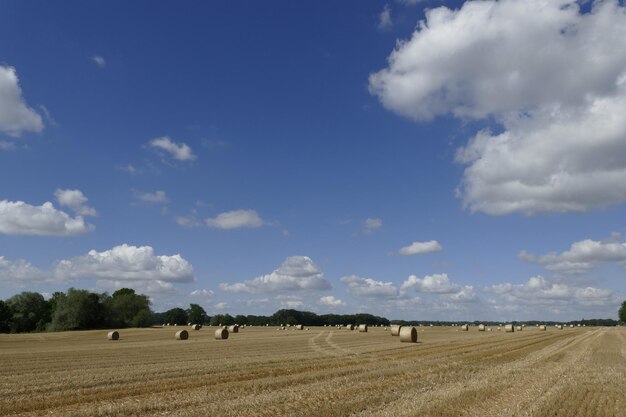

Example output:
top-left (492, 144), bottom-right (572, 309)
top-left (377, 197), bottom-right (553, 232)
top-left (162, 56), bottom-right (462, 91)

top-left (0, 325), bottom-right (624, 417)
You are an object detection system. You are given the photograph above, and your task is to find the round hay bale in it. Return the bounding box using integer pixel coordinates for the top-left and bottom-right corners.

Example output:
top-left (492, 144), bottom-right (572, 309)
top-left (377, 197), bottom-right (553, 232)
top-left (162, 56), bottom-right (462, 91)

top-left (107, 331), bottom-right (119, 340)
top-left (557, 324), bottom-right (563, 329)
top-left (399, 326), bottom-right (418, 343)
top-left (478, 324), bottom-right (485, 331)
top-left (505, 324), bottom-right (514, 333)
top-left (497, 327), bottom-right (501, 331)
top-left (358, 324), bottom-right (368, 333)
top-left (215, 328), bottom-right (229, 340)
top-left (295, 324), bottom-right (304, 330)
top-left (346, 324), bottom-right (354, 331)
top-left (175, 330), bottom-right (188, 340)
top-left (516, 325), bottom-right (523, 331)
top-left (390, 324), bottom-right (402, 336)
top-left (487, 327), bottom-right (492, 332)
top-left (192, 324), bottom-right (201, 331)
top-left (228, 325), bottom-right (239, 333)
top-left (188, 322), bottom-right (192, 326)
top-left (461, 324), bottom-right (469, 331)
top-left (539, 325), bottom-right (547, 331)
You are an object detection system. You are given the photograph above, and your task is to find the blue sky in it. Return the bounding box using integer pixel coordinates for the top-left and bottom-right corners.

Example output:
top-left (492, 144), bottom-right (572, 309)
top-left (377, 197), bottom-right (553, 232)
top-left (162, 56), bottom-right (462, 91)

top-left (1, 0), bottom-right (625, 321)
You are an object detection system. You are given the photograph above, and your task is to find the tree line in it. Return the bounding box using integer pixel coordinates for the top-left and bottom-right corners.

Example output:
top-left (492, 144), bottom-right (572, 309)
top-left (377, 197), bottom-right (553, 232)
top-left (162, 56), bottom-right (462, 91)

top-left (1, 289), bottom-right (623, 333)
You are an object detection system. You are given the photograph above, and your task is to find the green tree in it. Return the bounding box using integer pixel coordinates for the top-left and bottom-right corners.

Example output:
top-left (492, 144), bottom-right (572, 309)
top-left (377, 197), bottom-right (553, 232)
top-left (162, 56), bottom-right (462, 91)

top-left (209, 313), bottom-right (234, 326)
top-left (0, 300), bottom-right (11, 333)
top-left (5, 292), bottom-right (50, 332)
top-left (49, 288), bottom-right (107, 331)
top-left (187, 304), bottom-right (208, 325)
top-left (619, 300), bottom-right (626, 323)
top-left (105, 288), bottom-right (152, 328)
top-left (164, 308), bottom-right (188, 325)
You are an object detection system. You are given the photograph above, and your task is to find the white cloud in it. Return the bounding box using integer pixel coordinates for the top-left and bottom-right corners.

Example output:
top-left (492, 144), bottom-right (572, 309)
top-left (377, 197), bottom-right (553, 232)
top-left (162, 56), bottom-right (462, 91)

top-left (0, 199), bottom-right (93, 236)
top-left (401, 273), bottom-right (459, 293)
top-left (189, 289), bottom-right (214, 298)
top-left (149, 136), bottom-right (196, 161)
top-left (399, 240), bottom-right (443, 255)
top-left (135, 190), bottom-right (169, 204)
top-left (341, 275), bottom-right (399, 298)
top-left (54, 189), bottom-right (97, 216)
top-left (219, 256), bottom-right (331, 293)
top-left (363, 218), bottom-right (382, 234)
top-left (378, 4), bottom-right (393, 31)
top-left (0, 141), bottom-right (16, 150)
top-left (96, 278), bottom-right (179, 297)
top-left (206, 209), bottom-right (264, 229)
top-left (319, 295), bottom-right (345, 306)
top-left (91, 55), bottom-right (106, 68)
top-left (370, 0), bottom-right (626, 214)
top-left (520, 236), bottom-right (626, 274)
top-left (54, 244), bottom-right (195, 283)
top-left (0, 65), bottom-right (43, 136)
top-left (0, 256), bottom-right (47, 285)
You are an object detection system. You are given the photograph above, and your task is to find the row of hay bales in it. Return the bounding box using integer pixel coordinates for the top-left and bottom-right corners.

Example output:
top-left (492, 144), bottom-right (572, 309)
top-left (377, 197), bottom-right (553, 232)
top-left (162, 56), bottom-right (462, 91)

top-left (107, 324), bottom-right (240, 341)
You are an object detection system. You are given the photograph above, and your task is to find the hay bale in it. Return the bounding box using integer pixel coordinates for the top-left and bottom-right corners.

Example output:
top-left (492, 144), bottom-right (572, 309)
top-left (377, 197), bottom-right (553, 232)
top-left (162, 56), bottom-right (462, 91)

top-left (346, 324), bottom-right (354, 331)
top-left (497, 327), bottom-right (501, 331)
top-left (215, 328), bottom-right (229, 340)
top-left (516, 325), bottom-right (523, 331)
top-left (175, 330), bottom-right (188, 340)
top-left (390, 324), bottom-right (402, 336)
top-left (107, 331), bottom-right (119, 340)
top-left (192, 324), bottom-right (201, 331)
top-left (461, 324), bottom-right (469, 331)
top-left (487, 328), bottom-right (492, 332)
top-left (505, 324), bottom-right (514, 332)
top-left (557, 324), bottom-right (563, 329)
top-left (539, 325), bottom-right (547, 331)
top-left (188, 322), bottom-right (192, 326)
top-left (478, 324), bottom-right (485, 331)
top-left (295, 324), bottom-right (304, 330)
top-left (358, 324), bottom-right (368, 333)
top-left (399, 326), bottom-right (418, 343)
top-left (228, 325), bottom-right (239, 333)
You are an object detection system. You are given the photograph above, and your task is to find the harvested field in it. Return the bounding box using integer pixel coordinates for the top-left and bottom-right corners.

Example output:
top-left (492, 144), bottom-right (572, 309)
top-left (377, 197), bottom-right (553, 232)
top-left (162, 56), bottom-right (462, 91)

top-left (0, 326), bottom-right (624, 417)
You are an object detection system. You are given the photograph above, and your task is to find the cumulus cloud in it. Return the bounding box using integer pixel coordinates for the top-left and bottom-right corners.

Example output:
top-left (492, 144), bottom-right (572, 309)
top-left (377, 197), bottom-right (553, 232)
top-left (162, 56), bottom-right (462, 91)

top-left (206, 209), bottom-right (264, 229)
top-left (219, 256), bottom-right (331, 293)
top-left (363, 218), bottom-right (382, 234)
top-left (54, 244), bottom-right (195, 283)
top-left (0, 199), bottom-right (93, 236)
top-left (319, 295), bottom-right (345, 306)
top-left (0, 65), bottom-right (43, 136)
top-left (520, 236), bottom-right (626, 274)
top-left (135, 190), bottom-right (169, 204)
top-left (149, 136), bottom-right (196, 161)
top-left (341, 275), bottom-right (399, 298)
top-left (378, 4), bottom-right (393, 31)
top-left (401, 273), bottom-right (458, 293)
top-left (0, 256), bottom-right (47, 285)
top-left (370, 0), bottom-right (626, 214)
top-left (399, 240), bottom-right (443, 255)
top-left (54, 189), bottom-right (97, 216)
top-left (91, 55), bottom-right (106, 68)
top-left (189, 289), bottom-right (214, 298)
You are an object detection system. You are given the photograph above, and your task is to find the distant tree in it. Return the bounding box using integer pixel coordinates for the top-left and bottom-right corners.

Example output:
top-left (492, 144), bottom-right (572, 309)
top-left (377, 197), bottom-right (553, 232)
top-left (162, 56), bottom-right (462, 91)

top-left (49, 288), bottom-right (107, 331)
top-left (105, 288), bottom-right (152, 328)
top-left (164, 308), bottom-right (188, 325)
top-left (47, 291), bottom-right (66, 319)
top-left (209, 314), bottom-right (234, 326)
top-left (187, 304), bottom-right (208, 325)
top-left (5, 292), bottom-right (50, 332)
top-left (234, 314), bottom-right (247, 325)
top-left (619, 300), bottom-right (626, 323)
top-left (0, 300), bottom-right (11, 333)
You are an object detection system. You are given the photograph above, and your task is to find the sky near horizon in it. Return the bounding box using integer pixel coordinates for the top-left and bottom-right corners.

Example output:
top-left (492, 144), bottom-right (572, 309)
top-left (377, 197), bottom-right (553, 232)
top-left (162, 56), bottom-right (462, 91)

top-left (1, 0), bottom-right (625, 321)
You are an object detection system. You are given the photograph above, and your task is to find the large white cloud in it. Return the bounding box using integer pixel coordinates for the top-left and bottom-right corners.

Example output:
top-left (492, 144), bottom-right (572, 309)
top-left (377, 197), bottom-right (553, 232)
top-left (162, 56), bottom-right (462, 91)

top-left (341, 275), bottom-right (399, 298)
top-left (0, 65), bottom-right (43, 137)
top-left (370, 0), bottom-right (626, 214)
top-left (0, 199), bottom-right (93, 236)
top-left (219, 256), bottom-right (331, 293)
top-left (319, 295), bottom-right (345, 306)
top-left (520, 235), bottom-right (626, 274)
top-left (54, 244), bottom-right (195, 283)
top-left (54, 189), bottom-right (97, 216)
top-left (149, 136), bottom-right (196, 161)
top-left (206, 209), bottom-right (264, 229)
top-left (399, 240), bottom-right (442, 255)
